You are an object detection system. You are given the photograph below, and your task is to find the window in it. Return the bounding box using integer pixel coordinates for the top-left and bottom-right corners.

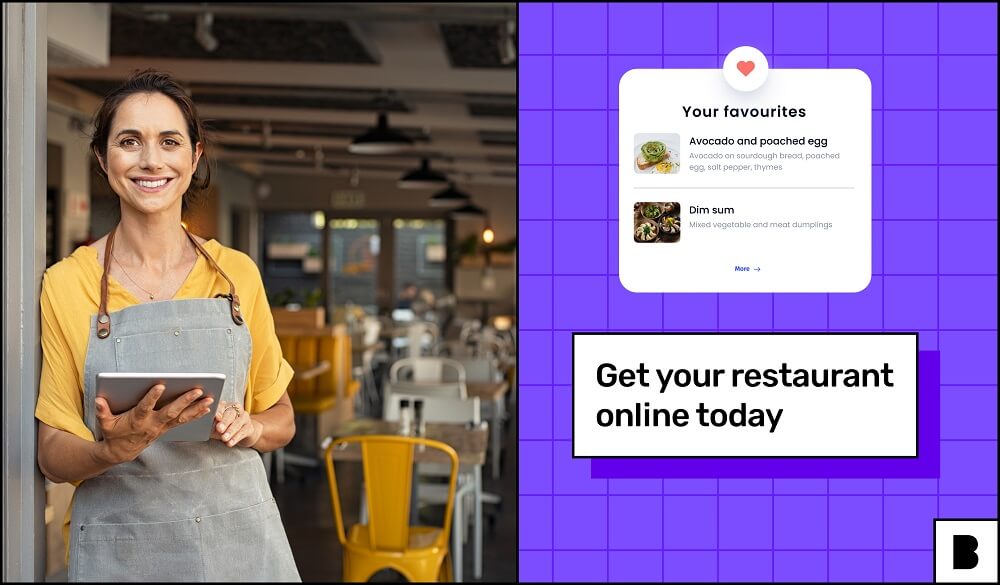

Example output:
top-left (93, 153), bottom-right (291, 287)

top-left (328, 218), bottom-right (379, 314)
top-left (393, 219), bottom-right (446, 306)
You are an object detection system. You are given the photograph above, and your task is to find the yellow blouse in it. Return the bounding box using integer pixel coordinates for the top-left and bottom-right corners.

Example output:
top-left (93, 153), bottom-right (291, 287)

top-left (35, 239), bottom-right (294, 441)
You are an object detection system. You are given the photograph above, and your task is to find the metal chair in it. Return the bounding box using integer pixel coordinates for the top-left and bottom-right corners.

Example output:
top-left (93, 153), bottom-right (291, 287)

top-left (388, 357), bottom-right (467, 399)
top-left (384, 393), bottom-right (483, 581)
top-left (391, 320), bottom-right (439, 359)
top-left (324, 435), bottom-right (459, 582)
top-left (390, 356), bottom-right (465, 384)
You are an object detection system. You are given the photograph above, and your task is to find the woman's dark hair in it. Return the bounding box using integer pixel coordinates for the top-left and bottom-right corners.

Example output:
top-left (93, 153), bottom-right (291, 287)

top-left (89, 69), bottom-right (211, 214)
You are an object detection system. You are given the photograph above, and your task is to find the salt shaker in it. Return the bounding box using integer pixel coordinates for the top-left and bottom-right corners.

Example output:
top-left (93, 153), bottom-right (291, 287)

top-left (399, 399), bottom-right (412, 435)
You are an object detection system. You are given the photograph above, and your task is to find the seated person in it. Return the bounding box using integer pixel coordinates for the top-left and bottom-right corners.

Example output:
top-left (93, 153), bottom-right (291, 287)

top-left (396, 282), bottom-right (418, 309)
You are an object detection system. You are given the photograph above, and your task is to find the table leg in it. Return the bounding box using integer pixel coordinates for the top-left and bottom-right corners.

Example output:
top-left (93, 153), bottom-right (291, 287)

top-left (453, 490), bottom-right (463, 583)
top-left (474, 465), bottom-right (483, 579)
top-left (410, 463), bottom-right (419, 524)
top-left (491, 398), bottom-right (503, 479)
top-left (359, 483), bottom-right (368, 525)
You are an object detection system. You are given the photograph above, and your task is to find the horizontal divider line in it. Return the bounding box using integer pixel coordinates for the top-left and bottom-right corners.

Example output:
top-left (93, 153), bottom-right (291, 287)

top-left (517, 163), bottom-right (1000, 167)
top-left (517, 219), bottom-right (997, 224)
top-left (518, 219), bottom-right (998, 223)
top-left (522, 439), bottom-right (999, 451)
top-left (519, 383), bottom-right (994, 388)
top-left (524, 438), bottom-right (997, 444)
top-left (520, 437), bottom-right (1000, 444)
top-left (524, 490), bottom-right (995, 497)
top-left (941, 383), bottom-right (998, 387)
top-left (518, 53), bottom-right (998, 58)
top-left (634, 186), bottom-right (855, 189)
top-left (519, 107), bottom-right (998, 112)
top-left (520, 324), bottom-right (997, 328)
top-left (532, 437), bottom-right (989, 444)
top-left (516, 548), bottom-right (938, 552)
top-left (516, 277), bottom-right (997, 280)
top-left (522, 493), bottom-right (998, 498)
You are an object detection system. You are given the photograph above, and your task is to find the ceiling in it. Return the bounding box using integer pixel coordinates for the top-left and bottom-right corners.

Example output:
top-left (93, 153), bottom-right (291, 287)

top-left (48, 2), bottom-right (517, 187)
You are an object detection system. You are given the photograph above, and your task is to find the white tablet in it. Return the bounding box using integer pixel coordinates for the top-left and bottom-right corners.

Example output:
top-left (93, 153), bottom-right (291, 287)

top-left (95, 372), bottom-right (226, 442)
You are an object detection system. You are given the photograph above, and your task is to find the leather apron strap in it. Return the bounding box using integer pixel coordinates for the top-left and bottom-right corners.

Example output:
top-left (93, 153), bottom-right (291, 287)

top-left (96, 225), bottom-right (244, 339)
top-left (185, 230), bottom-right (245, 327)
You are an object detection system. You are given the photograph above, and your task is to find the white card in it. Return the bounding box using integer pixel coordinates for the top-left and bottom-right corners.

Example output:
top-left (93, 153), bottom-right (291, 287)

top-left (619, 64), bottom-right (872, 292)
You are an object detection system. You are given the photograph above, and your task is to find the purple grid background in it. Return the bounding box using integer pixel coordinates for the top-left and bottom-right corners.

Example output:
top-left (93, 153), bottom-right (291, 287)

top-left (517, 3), bottom-right (998, 582)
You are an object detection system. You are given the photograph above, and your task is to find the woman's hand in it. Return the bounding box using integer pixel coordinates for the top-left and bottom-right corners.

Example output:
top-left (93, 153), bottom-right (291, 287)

top-left (211, 401), bottom-right (263, 448)
top-left (95, 384), bottom-right (214, 464)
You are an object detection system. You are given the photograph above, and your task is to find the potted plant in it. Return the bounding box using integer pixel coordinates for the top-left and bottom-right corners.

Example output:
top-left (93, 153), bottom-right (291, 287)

top-left (272, 287), bottom-right (326, 329)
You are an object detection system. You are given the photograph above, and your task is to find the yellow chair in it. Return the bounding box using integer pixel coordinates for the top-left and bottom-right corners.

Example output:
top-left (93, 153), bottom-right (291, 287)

top-left (274, 326), bottom-right (361, 481)
top-left (324, 435), bottom-right (459, 582)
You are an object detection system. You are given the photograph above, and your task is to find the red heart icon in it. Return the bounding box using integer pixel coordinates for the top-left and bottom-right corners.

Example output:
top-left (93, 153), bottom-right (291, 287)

top-left (737, 61), bottom-right (755, 76)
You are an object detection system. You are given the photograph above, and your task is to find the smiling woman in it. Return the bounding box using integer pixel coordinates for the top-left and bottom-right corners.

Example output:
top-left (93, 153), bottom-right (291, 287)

top-left (90, 71), bottom-right (210, 217)
top-left (34, 70), bottom-right (301, 582)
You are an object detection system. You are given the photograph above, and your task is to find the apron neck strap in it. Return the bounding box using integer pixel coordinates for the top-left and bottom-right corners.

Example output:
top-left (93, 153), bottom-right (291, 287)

top-left (185, 228), bottom-right (245, 326)
top-left (96, 224), bottom-right (245, 340)
top-left (96, 226), bottom-right (116, 339)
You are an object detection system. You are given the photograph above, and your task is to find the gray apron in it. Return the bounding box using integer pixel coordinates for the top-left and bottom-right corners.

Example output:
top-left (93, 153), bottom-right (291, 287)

top-left (67, 226), bottom-right (300, 582)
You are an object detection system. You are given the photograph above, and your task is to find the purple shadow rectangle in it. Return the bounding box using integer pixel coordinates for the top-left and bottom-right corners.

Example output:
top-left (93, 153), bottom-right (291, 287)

top-left (592, 351), bottom-right (940, 479)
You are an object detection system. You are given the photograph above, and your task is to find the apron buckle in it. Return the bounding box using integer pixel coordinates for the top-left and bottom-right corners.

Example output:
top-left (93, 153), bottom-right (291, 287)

top-left (216, 293), bottom-right (244, 326)
top-left (97, 314), bottom-right (111, 339)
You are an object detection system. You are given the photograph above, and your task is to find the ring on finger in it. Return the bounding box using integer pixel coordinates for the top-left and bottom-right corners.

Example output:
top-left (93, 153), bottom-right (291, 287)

top-left (222, 403), bottom-right (241, 418)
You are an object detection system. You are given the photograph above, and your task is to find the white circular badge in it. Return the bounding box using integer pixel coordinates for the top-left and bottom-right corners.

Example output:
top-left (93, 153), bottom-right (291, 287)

top-left (722, 46), bottom-right (769, 92)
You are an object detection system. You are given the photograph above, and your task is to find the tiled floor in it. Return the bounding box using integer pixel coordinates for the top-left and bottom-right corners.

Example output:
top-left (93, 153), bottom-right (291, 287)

top-left (273, 415), bottom-right (517, 582)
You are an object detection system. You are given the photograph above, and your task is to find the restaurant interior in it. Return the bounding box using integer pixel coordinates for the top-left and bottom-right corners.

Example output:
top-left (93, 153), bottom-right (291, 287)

top-left (44, 3), bottom-right (516, 581)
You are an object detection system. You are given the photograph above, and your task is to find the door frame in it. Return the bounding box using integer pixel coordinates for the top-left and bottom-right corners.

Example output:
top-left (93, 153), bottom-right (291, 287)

top-left (3, 3), bottom-right (47, 581)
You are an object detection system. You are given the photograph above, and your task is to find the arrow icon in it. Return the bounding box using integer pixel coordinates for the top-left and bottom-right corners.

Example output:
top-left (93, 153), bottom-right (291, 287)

top-left (754, 267), bottom-right (761, 272)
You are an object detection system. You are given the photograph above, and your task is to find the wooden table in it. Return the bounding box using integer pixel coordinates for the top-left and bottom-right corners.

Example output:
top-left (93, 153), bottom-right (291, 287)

top-left (323, 418), bottom-right (488, 582)
top-left (275, 324), bottom-right (341, 337)
top-left (466, 381), bottom-right (509, 479)
top-left (466, 381), bottom-right (509, 403)
top-left (383, 380), bottom-right (509, 479)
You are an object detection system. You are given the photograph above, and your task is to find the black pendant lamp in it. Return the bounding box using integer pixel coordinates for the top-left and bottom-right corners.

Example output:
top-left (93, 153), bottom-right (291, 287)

top-left (398, 158), bottom-right (448, 189)
top-left (348, 112), bottom-right (413, 155)
top-left (429, 182), bottom-right (471, 207)
top-left (450, 202), bottom-right (486, 219)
